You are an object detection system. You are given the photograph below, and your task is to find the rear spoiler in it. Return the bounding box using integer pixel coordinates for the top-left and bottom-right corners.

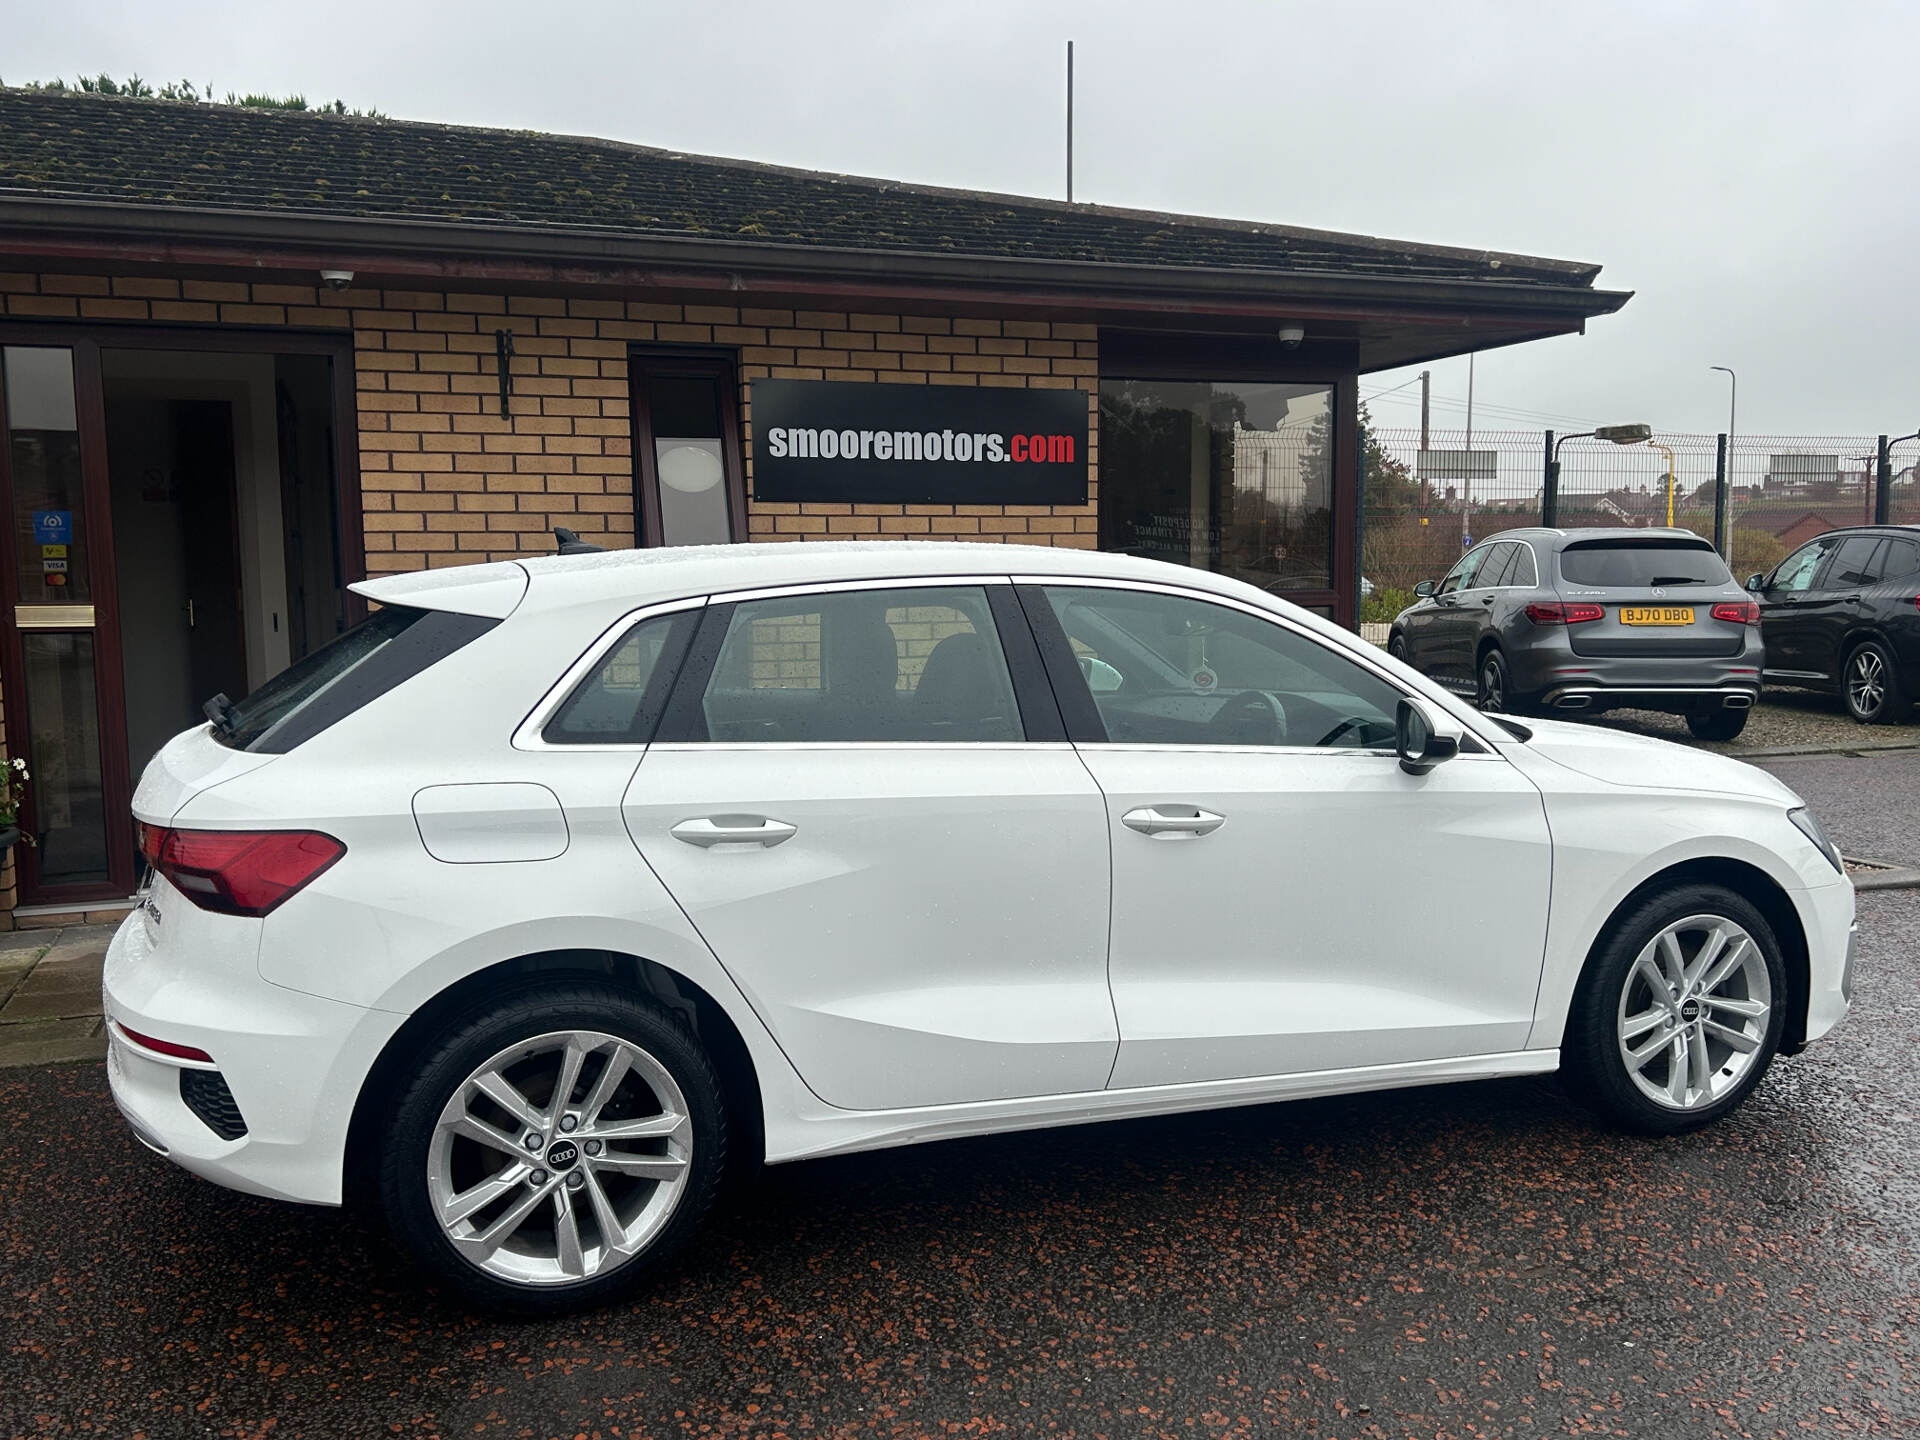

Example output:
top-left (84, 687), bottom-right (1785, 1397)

top-left (350, 561), bottom-right (528, 619)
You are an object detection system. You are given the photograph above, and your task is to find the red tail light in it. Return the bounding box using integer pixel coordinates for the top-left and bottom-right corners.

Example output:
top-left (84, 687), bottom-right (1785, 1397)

top-left (1711, 600), bottom-right (1761, 625)
top-left (139, 823), bottom-right (345, 917)
top-left (1525, 602), bottom-right (1605, 625)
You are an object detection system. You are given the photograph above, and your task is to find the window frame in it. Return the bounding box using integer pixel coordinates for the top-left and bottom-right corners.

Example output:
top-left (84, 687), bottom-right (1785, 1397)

top-left (628, 347), bottom-right (749, 548)
top-left (1507, 540), bottom-right (1540, 588)
top-left (512, 596), bottom-right (709, 751)
top-left (648, 575), bottom-right (1067, 748)
top-left (1438, 546), bottom-right (1490, 596)
top-left (1768, 535), bottom-right (1841, 594)
top-left (1822, 535), bottom-right (1886, 590)
top-left (1014, 574), bottom-right (1498, 758)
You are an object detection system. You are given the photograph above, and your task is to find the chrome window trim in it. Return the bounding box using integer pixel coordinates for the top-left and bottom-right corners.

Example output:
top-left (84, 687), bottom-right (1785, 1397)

top-left (646, 740), bottom-right (1076, 753)
top-left (1014, 571), bottom-right (1514, 753)
top-left (512, 596), bottom-right (709, 752)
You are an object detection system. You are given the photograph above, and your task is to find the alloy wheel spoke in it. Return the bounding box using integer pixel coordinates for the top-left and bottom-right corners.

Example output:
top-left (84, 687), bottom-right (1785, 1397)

top-left (553, 1183), bottom-right (587, 1278)
top-left (582, 1165), bottom-right (628, 1253)
top-left (577, 1049), bottom-right (632, 1129)
top-left (461, 1180), bottom-right (551, 1260)
top-left (439, 1164), bottom-right (529, 1227)
top-left (1657, 933), bottom-right (1687, 992)
top-left (1666, 1031), bottom-right (1691, 1105)
top-left (1688, 1024), bottom-right (1713, 1095)
top-left (549, 1038), bottom-right (588, 1126)
top-left (471, 1070), bottom-right (545, 1135)
top-left (1697, 937), bottom-right (1751, 997)
top-left (582, 1111), bottom-right (688, 1144)
top-left (449, 1113), bottom-right (529, 1161)
top-left (1702, 993), bottom-right (1767, 1020)
top-left (1625, 1026), bottom-right (1671, 1070)
top-left (591, 1151), bottom-right (688, 1182)
top-left (1702, 1018), bottom-right (1760, 1053)
top-left (1683, 925), bottom-right (1729, 991)
top-left (1621, 1007), bottom-right (1669, 1043)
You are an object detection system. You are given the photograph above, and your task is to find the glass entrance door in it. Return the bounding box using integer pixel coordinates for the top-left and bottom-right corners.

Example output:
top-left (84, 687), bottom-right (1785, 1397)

top-left (3, 342), bottom-right (132, 898)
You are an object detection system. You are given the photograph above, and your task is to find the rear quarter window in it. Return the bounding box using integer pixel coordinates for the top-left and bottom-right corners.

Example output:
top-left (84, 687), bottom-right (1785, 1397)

top-left (1557, 542), bottom-right (1731, 588)
top-left (214, 605), bottom-right (498, 754)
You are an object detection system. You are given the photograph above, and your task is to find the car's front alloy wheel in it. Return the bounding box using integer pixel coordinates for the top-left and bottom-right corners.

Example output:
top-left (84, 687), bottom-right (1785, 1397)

top-left (380, 984), bottom-right (726, 1313)
top-left (1564, 883), bottom-right (1785, 1135)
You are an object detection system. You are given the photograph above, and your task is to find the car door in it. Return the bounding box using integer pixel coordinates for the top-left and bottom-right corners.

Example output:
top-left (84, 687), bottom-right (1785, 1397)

top-left (1465, 542), bottom-right (1520, 659)
top-left (620, 578), bottom-right (1116, 1111)
top-left (1021, 579), bottom-right (1553, 1089)
top-left (1759, 535), bottom-right (1842, 676)
top-left (1423, 545), bottom-right (1491, 686)
top-left (1797, 535), bottom-right (1885, 680)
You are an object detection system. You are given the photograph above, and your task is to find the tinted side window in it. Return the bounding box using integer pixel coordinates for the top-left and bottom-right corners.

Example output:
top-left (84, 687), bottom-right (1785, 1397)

top-left (1824, 536), bottom-right (1885, 588)
top-left (1044, 586), bottom-right (1402, 748)
top-left (1439, 546), bottom-right (1489, 595)
top-left (1771, 537), bottom-right (1837, 594)
top-left (1508, 541), bottom-right (1540, 587)
top-left (699, 586), bottom-right (1022, 742)
top-left (544, 610), bottom-right (699, 744)
top-left (1883, 539), bottom-right (1920, 579)
top-left (1478, 543), bottom-right (1518, 589)
top-left (215, 605), bottom-right (498, 755)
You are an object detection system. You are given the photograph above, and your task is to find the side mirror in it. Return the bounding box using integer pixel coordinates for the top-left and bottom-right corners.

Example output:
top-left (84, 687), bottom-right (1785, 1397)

top-left (1078, 656), bottom-right (1125, 693)
top-left (1412, 580), bottom-right (1437, 599)
top-left (1396, 697), bottom-right (1462, 776)
top-left (1744, 573), bottom-right (1765, 592)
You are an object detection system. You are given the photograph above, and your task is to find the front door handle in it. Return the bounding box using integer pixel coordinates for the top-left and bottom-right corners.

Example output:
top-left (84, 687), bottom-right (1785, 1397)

top-left (670, 815), bottom-right (798, 849)
top-left (1121, 805), bottom-right (1225, 839)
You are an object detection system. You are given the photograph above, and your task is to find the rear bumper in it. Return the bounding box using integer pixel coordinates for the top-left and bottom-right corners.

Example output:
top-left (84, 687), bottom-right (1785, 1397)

top-left (1509, 632), bottom-right (1764, 712)
top-left (102, 905), bottom-right (402, 1205)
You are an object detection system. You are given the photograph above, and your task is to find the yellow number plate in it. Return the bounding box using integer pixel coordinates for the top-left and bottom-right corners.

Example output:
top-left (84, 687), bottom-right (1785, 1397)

top-left (1620, 606), bottom-right (1696, 626)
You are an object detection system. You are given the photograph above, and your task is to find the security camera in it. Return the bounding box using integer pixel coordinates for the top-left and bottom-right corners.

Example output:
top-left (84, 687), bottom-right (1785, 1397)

top-left (1277, 324), bottom-right (1306, 349)
top-left (319, 269), bottom-right (355, 291)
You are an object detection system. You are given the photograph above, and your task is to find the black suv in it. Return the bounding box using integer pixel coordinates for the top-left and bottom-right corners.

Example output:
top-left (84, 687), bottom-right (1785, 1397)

top-left (1747, 524), bottom-right (1920, 723)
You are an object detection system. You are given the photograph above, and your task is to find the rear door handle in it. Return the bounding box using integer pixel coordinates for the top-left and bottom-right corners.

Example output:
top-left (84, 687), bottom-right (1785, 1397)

top-left (670, 815), bottom-right (798, 849)
top-left (1121, 805), bottom-right (1225, 839)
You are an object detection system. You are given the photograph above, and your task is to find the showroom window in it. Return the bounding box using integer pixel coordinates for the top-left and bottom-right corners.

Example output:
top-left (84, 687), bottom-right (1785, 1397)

top-left (1098, 379), bottom-right (1335, 593)
top-left (698, 586), bottom-right (1023, 742)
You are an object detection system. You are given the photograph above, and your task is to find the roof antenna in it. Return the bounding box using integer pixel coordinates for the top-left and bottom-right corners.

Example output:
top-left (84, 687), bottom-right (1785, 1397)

top-left (554, 527), bottom-right (604, 555)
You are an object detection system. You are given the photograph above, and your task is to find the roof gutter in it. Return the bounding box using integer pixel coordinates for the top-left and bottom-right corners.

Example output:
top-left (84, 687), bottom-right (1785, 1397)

top-left (0, 197), bottom-right (1631, 327)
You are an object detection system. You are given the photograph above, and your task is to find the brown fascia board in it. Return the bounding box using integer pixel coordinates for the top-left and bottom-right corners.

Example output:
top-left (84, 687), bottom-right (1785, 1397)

top-left (0, 197), bottom-right (1632, 331)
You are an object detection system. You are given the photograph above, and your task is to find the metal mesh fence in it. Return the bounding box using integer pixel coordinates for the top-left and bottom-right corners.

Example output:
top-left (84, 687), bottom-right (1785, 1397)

top-left (1361, 427), bottom-right (1919, 617)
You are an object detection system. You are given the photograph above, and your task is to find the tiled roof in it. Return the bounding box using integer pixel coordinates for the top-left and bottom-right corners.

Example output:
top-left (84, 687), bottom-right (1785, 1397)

top-left (0, 88), bottom-right (1603, 289)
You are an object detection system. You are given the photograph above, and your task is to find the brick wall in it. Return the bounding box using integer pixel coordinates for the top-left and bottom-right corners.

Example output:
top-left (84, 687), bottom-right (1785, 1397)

top-left (1, 273), bottom-right (1101, 569)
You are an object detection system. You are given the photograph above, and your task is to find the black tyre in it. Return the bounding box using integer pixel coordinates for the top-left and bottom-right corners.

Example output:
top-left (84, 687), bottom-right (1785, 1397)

top-left (378, 982), bottom-right (727, 1314)
top-left (1843, 639), bottom-right (1910, 724)
top-left (1561, 883), bottom-right (1786, 1136)
top-left (1686, 706), bottom-right (1750, 741)
top-left (1476, 647), bottom-right (1512, 713)
top-left (1387, 632), bottom-right (1411, 665)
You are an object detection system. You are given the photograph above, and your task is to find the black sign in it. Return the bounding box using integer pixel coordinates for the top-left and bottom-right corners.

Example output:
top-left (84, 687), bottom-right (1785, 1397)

top-left (751, 379), bottom-right (1088, 505)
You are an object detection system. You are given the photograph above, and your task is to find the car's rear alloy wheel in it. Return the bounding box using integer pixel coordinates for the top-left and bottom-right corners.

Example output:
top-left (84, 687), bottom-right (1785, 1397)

top-left (381, 985), bottom-right (726, 1313)
top-left (1563, 884), bottom-right (1785, 1135)
top-left (1844, 639), bottom-right (1909, 724)
top-left (1476, 650), bottom-right (1510, 713)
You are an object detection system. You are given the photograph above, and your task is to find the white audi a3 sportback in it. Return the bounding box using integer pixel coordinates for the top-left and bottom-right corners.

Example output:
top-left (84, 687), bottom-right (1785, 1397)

top-left (105, 541), bottom-right (1855, 1312)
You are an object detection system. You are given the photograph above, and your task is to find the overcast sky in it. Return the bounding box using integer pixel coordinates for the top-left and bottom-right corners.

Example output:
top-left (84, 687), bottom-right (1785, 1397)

top-left (5, 0), bottom-right (1916, 439)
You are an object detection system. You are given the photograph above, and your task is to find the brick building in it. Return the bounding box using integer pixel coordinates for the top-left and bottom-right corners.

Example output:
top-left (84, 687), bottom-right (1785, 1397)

top-left (0, 88), bottom-right (1627, 923)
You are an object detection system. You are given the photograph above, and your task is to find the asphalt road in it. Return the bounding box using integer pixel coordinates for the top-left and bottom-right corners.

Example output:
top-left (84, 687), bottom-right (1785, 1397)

top-left (3, 842), bottom-right (1916, 1436)
top-left (1759, 750), bottom-right (1920, 871)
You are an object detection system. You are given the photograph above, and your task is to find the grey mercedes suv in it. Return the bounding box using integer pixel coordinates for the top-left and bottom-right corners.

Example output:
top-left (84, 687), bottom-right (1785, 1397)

top-left (1387, 528), bottom-right (1762, 739)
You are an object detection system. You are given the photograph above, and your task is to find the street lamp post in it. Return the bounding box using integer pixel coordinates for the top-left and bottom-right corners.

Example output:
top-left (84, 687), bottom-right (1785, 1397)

top-left (1711, 366), bottom-right (1736, 557)
top-left (1542, 424), bottom-right (1654, 527)
top-left (1649, 441), bottom-right (1678, 526)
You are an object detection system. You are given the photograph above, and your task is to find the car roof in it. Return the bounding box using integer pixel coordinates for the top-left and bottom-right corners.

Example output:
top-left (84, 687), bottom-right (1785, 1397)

top-left (351, 540), bottom-right (1298, 620)
top-left (1487, 526), bottom-right (1717, 549)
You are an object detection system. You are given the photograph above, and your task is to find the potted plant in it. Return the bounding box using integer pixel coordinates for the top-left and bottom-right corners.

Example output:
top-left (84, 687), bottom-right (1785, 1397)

top-left (0, 755), bottom-right (28, 853)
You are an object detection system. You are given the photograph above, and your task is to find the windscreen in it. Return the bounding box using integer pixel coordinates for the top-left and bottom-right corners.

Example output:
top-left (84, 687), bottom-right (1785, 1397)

top-left (214, 605), bottom-right (497, 753)
top-left (1558, 541), bottom-right (1731, 588)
